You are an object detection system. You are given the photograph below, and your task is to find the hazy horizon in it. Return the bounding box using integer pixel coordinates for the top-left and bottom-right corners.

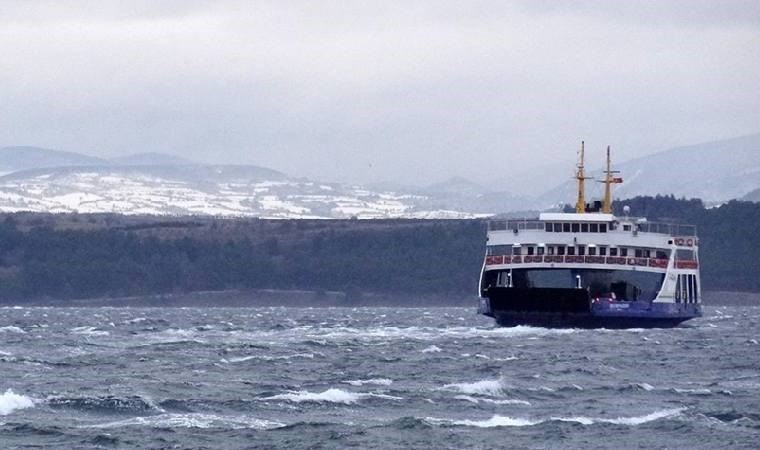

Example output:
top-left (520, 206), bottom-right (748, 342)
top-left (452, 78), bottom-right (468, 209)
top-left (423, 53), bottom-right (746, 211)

top-left (1, 1), bottom-right (758, 186)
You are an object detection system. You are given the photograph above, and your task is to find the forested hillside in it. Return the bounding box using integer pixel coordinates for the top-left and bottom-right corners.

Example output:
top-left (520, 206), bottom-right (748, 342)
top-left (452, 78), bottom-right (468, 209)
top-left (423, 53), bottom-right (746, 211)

top-left (0, 196), bottom-right (758, 303)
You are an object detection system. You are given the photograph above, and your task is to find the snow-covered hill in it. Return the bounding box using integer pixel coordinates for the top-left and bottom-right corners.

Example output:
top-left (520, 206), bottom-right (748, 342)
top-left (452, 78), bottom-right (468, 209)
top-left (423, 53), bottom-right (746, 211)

top-left (0, 165), bottom-right (490, 218)
top-left (1, 133), bottom-right (758, 218)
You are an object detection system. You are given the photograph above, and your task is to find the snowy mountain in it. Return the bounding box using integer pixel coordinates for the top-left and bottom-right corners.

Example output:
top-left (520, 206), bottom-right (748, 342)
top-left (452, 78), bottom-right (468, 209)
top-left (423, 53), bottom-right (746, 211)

top-left (0, 164), bottom-right (490, 218)
top-left (537, 133), bottom-right (760, 207)
top-left (1, 133), bottom-right (757, 218)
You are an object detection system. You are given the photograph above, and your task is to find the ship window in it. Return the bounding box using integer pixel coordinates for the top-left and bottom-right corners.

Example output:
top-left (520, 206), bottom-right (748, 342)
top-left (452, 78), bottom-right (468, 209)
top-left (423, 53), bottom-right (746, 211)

top-left (687, 274), bottom-right (694, 302)
top-left (537, 246), bottom-right (545, 256)
top-left (578, 245), bottom-right (586, 256)
top-left (590, 223), bottom-right (599, 232)
top-left (563, 223), bottom-right (571, 232)
top-left (635, 249), bottom-right (643, 258)
top-left (620, 248), bottom-right (628, 257)
top-left (623, 224), bottom-right (631, 231)
top-left (581, 223), bottom-right (589, 232)
top-left (656, 250), bottom-right (668, 259)
top-left (487, 245), bottom-right (511, 256)
top-left (547, 246), bottom-right (554, 255)
top-left (644, 249), bottom-right (651, 258)
top-left (512, 246), bottom-right (522, 256)
top-left (600, 223), bottom-right (607, 233)
top-left (557, 246), bottom-right (566, 256)
top-left (675, 276), bottom-right (681, 303)
top-left (571, 223), bottom-right (580, 233)
top-left (567, 246), bottom-right (576, 256)
top-left (553, 223), bottom-right (562, 232)
top-left (610, 247), bottom-right (618, 256)
top-left (545, 223), bottom-right (552, 232)
top-left (588, 247), bottom-right (597, 256)
top-left (527, 246), bottom-right (534, 256)
top-left (692, 275), bottom-right (698, 301)
top-left (676, 249), bottom-right (695, 260)
top-left (599, 246), bottom-right (607, 256)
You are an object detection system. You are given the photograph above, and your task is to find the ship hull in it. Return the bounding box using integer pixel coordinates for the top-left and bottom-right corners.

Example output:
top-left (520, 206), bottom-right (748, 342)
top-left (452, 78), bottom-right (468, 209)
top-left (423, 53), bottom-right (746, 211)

top-left (480, 287), bottom-right (701, 329)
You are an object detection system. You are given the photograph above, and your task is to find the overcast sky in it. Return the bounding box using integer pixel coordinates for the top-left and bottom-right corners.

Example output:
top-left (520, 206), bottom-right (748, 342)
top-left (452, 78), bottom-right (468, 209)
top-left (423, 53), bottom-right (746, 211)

top-left (1, 1), bottom-right (758, 185)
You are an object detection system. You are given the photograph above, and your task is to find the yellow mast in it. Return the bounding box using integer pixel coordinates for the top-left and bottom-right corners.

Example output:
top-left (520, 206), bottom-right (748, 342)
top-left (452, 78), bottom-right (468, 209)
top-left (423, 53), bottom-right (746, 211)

top-left (575, 141), bottom-right (586, 213)
top-left (601, 145), bottom-right (622, 214)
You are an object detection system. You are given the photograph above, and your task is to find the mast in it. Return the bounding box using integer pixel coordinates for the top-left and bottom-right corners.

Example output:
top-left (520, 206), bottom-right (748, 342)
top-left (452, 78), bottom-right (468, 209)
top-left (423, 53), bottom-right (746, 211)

top-left (575, 141), bottom-right (586, 213)
top-left (601, 145), bottom-right (622, 214)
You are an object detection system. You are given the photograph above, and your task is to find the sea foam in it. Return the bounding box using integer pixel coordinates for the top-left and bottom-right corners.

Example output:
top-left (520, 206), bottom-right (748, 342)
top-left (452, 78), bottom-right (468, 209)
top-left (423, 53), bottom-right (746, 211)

top-left (0, 326), bottom-right (25, 333)
top-left (429, 408), bottom-right (686, 428)
top-left (0, 389), bottom-right (35, 415)
top-left (441, 377), bottom-right (506, 396)
top-left (262, 388), bottom-right (400, 404)
top-left (342, 378), bottom-right (393, 386)
top-left (93, 413), bottom-right (285, 430)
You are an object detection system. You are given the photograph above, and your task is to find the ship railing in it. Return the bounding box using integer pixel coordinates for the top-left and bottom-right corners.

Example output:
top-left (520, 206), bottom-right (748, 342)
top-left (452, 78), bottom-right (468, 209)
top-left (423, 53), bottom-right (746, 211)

top-left (484, 254), bottom-right (698, 269)
top-left (488, 218), bottom-right (697, 237)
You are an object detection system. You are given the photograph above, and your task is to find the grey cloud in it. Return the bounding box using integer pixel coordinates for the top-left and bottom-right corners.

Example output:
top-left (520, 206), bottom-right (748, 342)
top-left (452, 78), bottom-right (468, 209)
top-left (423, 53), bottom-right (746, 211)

top-left (0, 1), bottom-right (758, 186)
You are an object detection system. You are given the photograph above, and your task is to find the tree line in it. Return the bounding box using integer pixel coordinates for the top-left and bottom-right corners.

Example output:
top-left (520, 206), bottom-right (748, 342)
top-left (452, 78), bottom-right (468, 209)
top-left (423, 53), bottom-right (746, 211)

top-left (0, 196), bottom-right (757, 303)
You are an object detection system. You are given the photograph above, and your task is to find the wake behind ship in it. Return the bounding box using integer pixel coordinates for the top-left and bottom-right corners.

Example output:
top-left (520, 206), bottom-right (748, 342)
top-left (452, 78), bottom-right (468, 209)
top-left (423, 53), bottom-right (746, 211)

top-left (478, 144), bottom-right (702, 328)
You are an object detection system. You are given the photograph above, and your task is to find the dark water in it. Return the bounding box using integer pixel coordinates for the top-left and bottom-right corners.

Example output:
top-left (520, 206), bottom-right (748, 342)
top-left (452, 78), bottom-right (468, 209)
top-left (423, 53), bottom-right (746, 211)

top-left (1, 306), bottom-right (759, 449)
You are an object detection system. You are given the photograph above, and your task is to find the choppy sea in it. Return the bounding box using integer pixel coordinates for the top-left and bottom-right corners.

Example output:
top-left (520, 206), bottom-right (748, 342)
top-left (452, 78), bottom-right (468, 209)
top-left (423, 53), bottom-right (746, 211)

top-left (1, 305), bottom-right (759, 449)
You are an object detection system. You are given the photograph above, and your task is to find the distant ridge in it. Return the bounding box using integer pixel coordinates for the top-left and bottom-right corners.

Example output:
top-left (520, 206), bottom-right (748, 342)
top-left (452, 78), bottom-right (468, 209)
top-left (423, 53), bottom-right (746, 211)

top-left (0, 146), bottom-right (106, 172)
top-left (537, 132), bottom-right (760, 205)
top-left (110, 152), bottom-right (197, 166)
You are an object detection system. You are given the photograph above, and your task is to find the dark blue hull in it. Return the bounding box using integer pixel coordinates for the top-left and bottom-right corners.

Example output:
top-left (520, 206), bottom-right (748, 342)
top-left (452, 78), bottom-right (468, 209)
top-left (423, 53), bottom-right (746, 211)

top-left (481, 287), bottom-right (701, 329)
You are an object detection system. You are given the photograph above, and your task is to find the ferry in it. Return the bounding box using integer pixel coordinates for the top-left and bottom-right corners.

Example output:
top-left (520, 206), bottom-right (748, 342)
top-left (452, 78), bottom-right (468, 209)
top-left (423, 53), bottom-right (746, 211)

top-left (478, 143), bottom-right (702, 328)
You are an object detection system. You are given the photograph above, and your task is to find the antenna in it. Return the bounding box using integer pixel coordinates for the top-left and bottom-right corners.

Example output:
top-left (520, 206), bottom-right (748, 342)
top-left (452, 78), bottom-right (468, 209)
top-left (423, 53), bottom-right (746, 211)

top-left (598, 145), bottom-right (623, 214)
top-left (575, 141), bottom-right (590, 214)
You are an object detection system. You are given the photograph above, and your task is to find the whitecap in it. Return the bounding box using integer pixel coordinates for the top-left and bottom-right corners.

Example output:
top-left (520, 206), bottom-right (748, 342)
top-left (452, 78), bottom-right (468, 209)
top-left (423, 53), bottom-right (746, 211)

top-left (342, 378), bottom-right (393, 387)
top-left (70, 326), bottom-right (110, 336)
top-left (0, 326), bottom-right (25, 334)
top-left (262, 388), bottom-right (400, 404)
top-left (673, 388), bottom-right (711, 395)
top-left (0, 389), bottom-right (35, 415)
top-left (427, 415), bottom-right (538, 428)
top-left (441, 377), bottom-right (506, 396)
top-left (592, 407), bottom-right (686, 425)
top-left (428, 408), bottom-right (685, 428)
top-left (453, 395), bottom-right (530, 406)
top-left (421, 345), bottom-right (441, 353)
top-left (225, 353), bottom-right (315, 363)
top-left (92, 413), bottom-right (284, 430)
top-left (125, 317), bottom-right (148, 324)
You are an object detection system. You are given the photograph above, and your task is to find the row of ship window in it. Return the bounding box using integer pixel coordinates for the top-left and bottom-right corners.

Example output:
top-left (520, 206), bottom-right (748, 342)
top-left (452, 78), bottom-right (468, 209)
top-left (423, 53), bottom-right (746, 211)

top-left (545, 222), bottom-right (609, 233)
top-left (487, 245), bottom-right (670, 259)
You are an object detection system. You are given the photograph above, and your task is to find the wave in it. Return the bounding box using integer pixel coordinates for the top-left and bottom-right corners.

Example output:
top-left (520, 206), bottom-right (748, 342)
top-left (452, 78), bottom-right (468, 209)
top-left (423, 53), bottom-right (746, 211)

top-left (0, 389), bottom-right (35, 415)
top-left (223, 353), bottom-right (316, 363)
top-left (0, 326), bottom-right (25, 333)
top-left (342, 378), bottom-right (393, 386)
top-left (420, 345), bottom-right (441, 353)
top-left (453, 395), bottom-right (530, 406)
top-left (428, 408), bottom-right (686, 428)
top-left (442, 377), bottom-right (506, 396)
top-left (92, 413), bottom-right (285, 430)
top-left (46, 395), bottom-right (164, 414)
top-left (70, 326), bottom-right (110, 337)
top-left (618, 382), bottom-right (655, 392)
top-left (261, 388), bottom-right (401, 404)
